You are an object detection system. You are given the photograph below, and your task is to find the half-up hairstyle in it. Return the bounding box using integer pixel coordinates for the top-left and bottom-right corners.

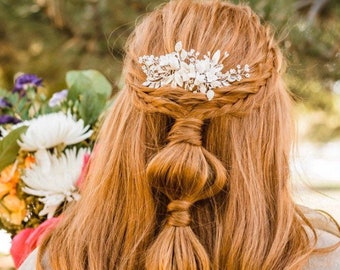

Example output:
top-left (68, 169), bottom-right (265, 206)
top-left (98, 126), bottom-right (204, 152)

top-left (38, 0), bottom-right (326, 269)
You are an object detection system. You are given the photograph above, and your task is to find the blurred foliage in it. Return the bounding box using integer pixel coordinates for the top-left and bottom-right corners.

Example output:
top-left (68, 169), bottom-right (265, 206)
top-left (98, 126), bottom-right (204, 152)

top-left (0, 0), bottom-right (163, 91)
top-left (0, 0), bottom-right (339, 141)
top-left (244, 0), bottom-right (340, 141)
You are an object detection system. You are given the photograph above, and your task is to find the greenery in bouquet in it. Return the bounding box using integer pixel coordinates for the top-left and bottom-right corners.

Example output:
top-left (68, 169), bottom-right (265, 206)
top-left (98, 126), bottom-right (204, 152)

top-left (0, 70), bottom-right (113, 237)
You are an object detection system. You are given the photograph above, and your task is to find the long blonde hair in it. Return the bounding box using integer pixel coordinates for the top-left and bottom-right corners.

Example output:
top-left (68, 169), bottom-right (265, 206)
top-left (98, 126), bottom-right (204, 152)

top-left (38, 1), bottom-right (325, 269)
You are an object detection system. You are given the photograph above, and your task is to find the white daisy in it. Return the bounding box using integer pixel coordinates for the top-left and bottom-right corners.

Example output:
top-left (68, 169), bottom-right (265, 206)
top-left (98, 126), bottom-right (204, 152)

top-left (22, 147), bottom-right (91, 218)
top-left (18, 112), bottom-right (93, 151)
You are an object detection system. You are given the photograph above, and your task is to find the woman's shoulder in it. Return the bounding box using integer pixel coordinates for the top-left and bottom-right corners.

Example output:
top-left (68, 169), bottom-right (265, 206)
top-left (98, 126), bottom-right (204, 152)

top-left (18, 248), bottom-right (50, 270)
top-left (304, 228), bottom-right (340, 269)
top-left (18, 248), bottom-right (38, 270)
top-left (301, 205), bottom-right (340, 270)
top-left (300, 205), bottom-right (340, 237)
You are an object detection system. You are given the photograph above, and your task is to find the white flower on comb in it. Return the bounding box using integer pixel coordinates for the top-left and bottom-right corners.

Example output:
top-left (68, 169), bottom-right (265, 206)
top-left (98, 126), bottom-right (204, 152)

top-left (138, 41), bottom-right (250, 100)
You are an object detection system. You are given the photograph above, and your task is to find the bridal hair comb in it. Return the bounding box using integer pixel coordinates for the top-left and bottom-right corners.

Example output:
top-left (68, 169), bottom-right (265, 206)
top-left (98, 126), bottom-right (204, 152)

top-left (138, 41), bottom-right (250, 100)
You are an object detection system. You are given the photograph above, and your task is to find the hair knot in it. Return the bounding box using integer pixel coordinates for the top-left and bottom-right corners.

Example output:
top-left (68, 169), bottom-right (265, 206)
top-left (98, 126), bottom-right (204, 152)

top-left (167, 118), bottom-right (203, 146)
top-left (167, 200), bottom-right (192, 227)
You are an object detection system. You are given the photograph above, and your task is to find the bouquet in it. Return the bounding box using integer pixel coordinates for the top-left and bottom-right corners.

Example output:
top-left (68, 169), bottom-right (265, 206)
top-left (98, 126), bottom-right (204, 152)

top-left (0, 70), bottom-right (113, 267)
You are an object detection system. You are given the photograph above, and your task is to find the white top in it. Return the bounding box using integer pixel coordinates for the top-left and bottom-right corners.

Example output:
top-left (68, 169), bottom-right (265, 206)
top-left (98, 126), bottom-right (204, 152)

top-left (19, 207), bottom-right (340, 270)
top-left (303, 229), bottom-right (340, 269)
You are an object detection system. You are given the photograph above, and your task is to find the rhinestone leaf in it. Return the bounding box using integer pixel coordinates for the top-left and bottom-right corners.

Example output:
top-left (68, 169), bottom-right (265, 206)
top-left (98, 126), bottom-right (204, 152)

top-left (139, 41), bottom-right (251, 100)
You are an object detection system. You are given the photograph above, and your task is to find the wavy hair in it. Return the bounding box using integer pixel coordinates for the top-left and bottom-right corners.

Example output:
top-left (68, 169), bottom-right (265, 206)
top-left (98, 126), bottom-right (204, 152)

top-left (38, 0), bottom-right (330, 269)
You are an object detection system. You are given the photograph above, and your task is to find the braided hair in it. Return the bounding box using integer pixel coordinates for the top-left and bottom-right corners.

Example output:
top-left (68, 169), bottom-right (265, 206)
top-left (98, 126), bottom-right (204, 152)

top-left (38, 1), bottom-right (319, 269)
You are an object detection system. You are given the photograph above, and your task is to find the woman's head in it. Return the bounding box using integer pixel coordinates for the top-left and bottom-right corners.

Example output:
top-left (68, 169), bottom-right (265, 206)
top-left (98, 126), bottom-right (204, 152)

top-left (39, 1), bottom-right (315, 269)
top-left (124, 0), bottom-right (283, 115)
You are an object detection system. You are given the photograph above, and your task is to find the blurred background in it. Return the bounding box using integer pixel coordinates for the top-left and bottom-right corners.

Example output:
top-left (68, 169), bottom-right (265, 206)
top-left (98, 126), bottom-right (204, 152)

top-left (0, 0), bottom-right (339, 268)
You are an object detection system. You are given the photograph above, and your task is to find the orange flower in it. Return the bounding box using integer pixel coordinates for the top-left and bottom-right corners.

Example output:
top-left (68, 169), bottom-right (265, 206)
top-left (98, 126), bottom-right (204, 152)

top-left (0, 205), bottom-right (10, 221)
top-left (3, 194), bottom-right (25, 212)
top-left (0, 194), bottom-right (26, 225)
top-left (10, 212), bottom-right (26, 226)
top-left (24, 155), bottom-right (35, 168)
top-left (0, 163), bottom-right (20, 184)
top-left (0, 182), bottom-right (12, 198)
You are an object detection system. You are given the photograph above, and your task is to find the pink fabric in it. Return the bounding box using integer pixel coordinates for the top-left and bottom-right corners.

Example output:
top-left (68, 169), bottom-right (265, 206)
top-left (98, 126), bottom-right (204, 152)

top-left (76, 153), bottom-right (91, 189)
top-left (10, 217), bottom-right (60, 268)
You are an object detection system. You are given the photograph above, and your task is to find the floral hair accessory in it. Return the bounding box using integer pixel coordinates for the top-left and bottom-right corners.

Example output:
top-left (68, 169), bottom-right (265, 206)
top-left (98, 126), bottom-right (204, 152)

top-left (139, 41), bottom-right (250, 100)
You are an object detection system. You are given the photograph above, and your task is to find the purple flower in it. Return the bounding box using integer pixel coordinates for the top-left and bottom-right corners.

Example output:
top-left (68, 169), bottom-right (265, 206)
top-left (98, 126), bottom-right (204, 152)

top-left (0, 97), bottom-right (11, 108)
top-left (0, 115), bottom-right (21, 124)
top-left (48, 89), bottom-right (68, 107)
top-left (13, 74), bottom-right (43, 95)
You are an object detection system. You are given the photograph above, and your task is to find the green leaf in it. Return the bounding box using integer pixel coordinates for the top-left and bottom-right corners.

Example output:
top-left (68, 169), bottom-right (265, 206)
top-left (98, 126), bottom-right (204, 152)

top-left (66, 69), bottom-right (112, 99)
top-left (65, 70), bottom-right (112, 125)
top-left (0, 126), bottom-right (28, 172)
top-left (66, 72), bottom-right (92, 101)
top-left (78, 91), bottom-right (106, 126)
top-left (6, 92), bottom-right (19, 106)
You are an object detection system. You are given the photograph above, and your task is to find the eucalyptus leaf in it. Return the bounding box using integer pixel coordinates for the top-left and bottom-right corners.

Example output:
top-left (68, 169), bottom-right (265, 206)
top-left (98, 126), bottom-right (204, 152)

top-left (0, 126), bottom-right (28, 172)
top-left (7, 93), bottom-right (19, 106)
top-left (66, 69), bottom-right (112, 99)
top-left (67, 72), bottom-right (92, 101)
top-left (78, 91), bottom-right (107, 126)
